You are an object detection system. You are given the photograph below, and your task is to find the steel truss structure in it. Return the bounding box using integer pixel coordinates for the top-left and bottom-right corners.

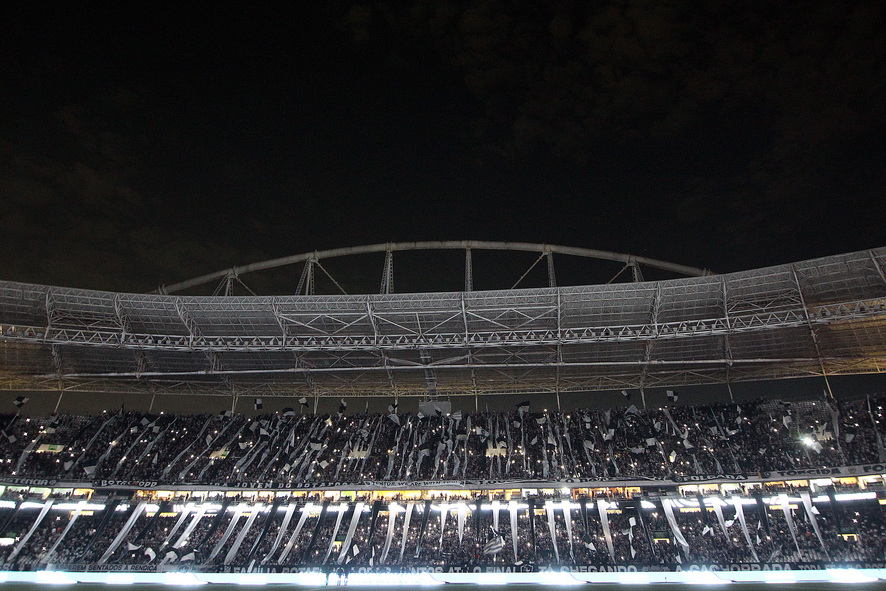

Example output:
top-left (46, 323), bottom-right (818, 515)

top-left (1, 247), bottom-right (885, 399)
top-left (153, 241), bottom-right (713, 295)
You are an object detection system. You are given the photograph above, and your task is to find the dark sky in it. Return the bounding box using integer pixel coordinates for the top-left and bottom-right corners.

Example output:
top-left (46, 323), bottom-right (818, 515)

top-left (2, 2), bottom-right (885, 294)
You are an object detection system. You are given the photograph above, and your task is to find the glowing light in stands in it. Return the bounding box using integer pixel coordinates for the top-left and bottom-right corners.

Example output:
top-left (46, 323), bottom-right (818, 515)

top-left (826, 568), bottom-right (878, 583)
top-left (54, 502), bottom-right (105, 511)
top-left (163, 572), bottom-right (205, 586)
top-left (685, 571), bottom-right (728, 585)
top-left (343, 572), bottom-right (442, 585)
top-left (763, 570), bottom-right (797, 584)
top-left (35, 571), bottom-right (76, 585)
top-left (619, 572), bottom-right (650, 584)
top-left (19, 502), bottom-right (46, 510)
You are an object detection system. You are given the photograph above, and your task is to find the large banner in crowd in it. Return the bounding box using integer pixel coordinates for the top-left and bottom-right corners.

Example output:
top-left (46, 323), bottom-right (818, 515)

top-left (64, 561), bottom-right (886, 574)
top-left (4, 462), bottom-right (886, 491)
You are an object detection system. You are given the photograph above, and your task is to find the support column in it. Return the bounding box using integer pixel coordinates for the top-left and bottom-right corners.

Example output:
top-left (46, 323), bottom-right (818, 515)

top-left (465, 247), bottom-right (473, 292)
top-left (54, 390), bottom-right (65, 414)
top-left (637, 282), bottom-right (661, 407)
top-left (791, 265), bottom-right (834, 399)
top-left (546, 251), bottom-right (556, 288)
top-left (380, 248), bottom-right (394, 294)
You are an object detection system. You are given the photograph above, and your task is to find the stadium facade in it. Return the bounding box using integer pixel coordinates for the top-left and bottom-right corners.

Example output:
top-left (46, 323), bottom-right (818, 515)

top-left (0, 243), bottom-right (884, 403)
top-left (0, 244), bottom-right (885, 584)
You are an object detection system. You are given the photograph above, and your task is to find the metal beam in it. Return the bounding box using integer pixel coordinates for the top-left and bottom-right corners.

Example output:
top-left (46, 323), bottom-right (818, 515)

top-left (174, 298), bottom-right (233, 392)
top-left (721, 275), bottom-right (735, 401)
top-left (44, 356), bottom-right (850, 378)
top-left (465, 248), bottom-right (473, 292)
top-left (12, 300), bottom-right (880, 353)
top-left (637, 281), bottom-right (662, 407)
top-left (157, 241), bottom-right (712, 294)
top-left (366, 298), bottom-right (396, 393)
top-left (791, 264), bottom-right (834, 398)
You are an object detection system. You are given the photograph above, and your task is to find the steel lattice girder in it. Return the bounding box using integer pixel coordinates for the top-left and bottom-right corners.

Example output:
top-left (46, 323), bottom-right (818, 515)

top-left (0, 247), bottom-right (885, 397)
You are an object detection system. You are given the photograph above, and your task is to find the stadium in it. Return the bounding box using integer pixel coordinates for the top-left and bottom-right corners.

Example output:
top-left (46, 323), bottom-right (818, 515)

top-left (1, 242), bottom-right (885, 585)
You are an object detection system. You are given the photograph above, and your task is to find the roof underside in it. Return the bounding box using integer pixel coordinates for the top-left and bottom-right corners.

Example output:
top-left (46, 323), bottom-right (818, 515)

top-left (1, 248), bottom-right (885, 398)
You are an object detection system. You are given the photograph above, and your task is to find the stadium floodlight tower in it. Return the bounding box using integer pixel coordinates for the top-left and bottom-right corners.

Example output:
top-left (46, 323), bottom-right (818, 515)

top-left (0, 242), bottom-right (885, 415)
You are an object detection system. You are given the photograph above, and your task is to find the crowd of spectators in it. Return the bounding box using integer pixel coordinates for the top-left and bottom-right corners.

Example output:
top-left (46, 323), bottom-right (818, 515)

top-left (1, 393), bottom-right (886, 571)
top-left (0, 490), bottom-right (885, 571)
top-left (1, 395), bottom-right (885, 486)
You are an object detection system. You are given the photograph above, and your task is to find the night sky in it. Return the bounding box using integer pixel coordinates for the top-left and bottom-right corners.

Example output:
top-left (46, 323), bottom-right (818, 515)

top-left (2, 2), bottom-right (885, 295)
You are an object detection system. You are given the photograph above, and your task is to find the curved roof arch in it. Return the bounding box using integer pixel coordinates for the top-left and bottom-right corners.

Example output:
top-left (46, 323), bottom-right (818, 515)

top-left (156, 241), bottom-right (713, 295)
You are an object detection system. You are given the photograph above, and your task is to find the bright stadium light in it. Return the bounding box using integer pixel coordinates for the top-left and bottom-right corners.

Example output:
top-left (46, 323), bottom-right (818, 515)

top-left (345, 572), bottom-right (442, 586)
top-left (684, 571), bottom-right (728, 585)
top-left (288, 573), bottom-right (327, 585)
top-left (54, 502), bottom-right (105, 511)
top-left (36, 571), bottom-right (76, 585)
top-left (763, 571), bottom-right (796, 584)
top-left (541, 573), bottom-right (583, 585)
top-left (826, 568), bottom-right (877, 583)
top-left (236, 574), bottom-right (267, 585)
top-left (835, 492), bottom-right (877, 501)
top-left (163, 572), bottom-right (206, 586)
top-left (619, 572), bottom-right (650, 584)
top-left (20, 502), bottom-right (46, 510)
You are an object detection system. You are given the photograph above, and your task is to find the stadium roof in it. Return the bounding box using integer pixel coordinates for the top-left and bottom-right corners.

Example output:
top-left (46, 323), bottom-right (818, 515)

top-left (1, 245), bottom-right (884, 400)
